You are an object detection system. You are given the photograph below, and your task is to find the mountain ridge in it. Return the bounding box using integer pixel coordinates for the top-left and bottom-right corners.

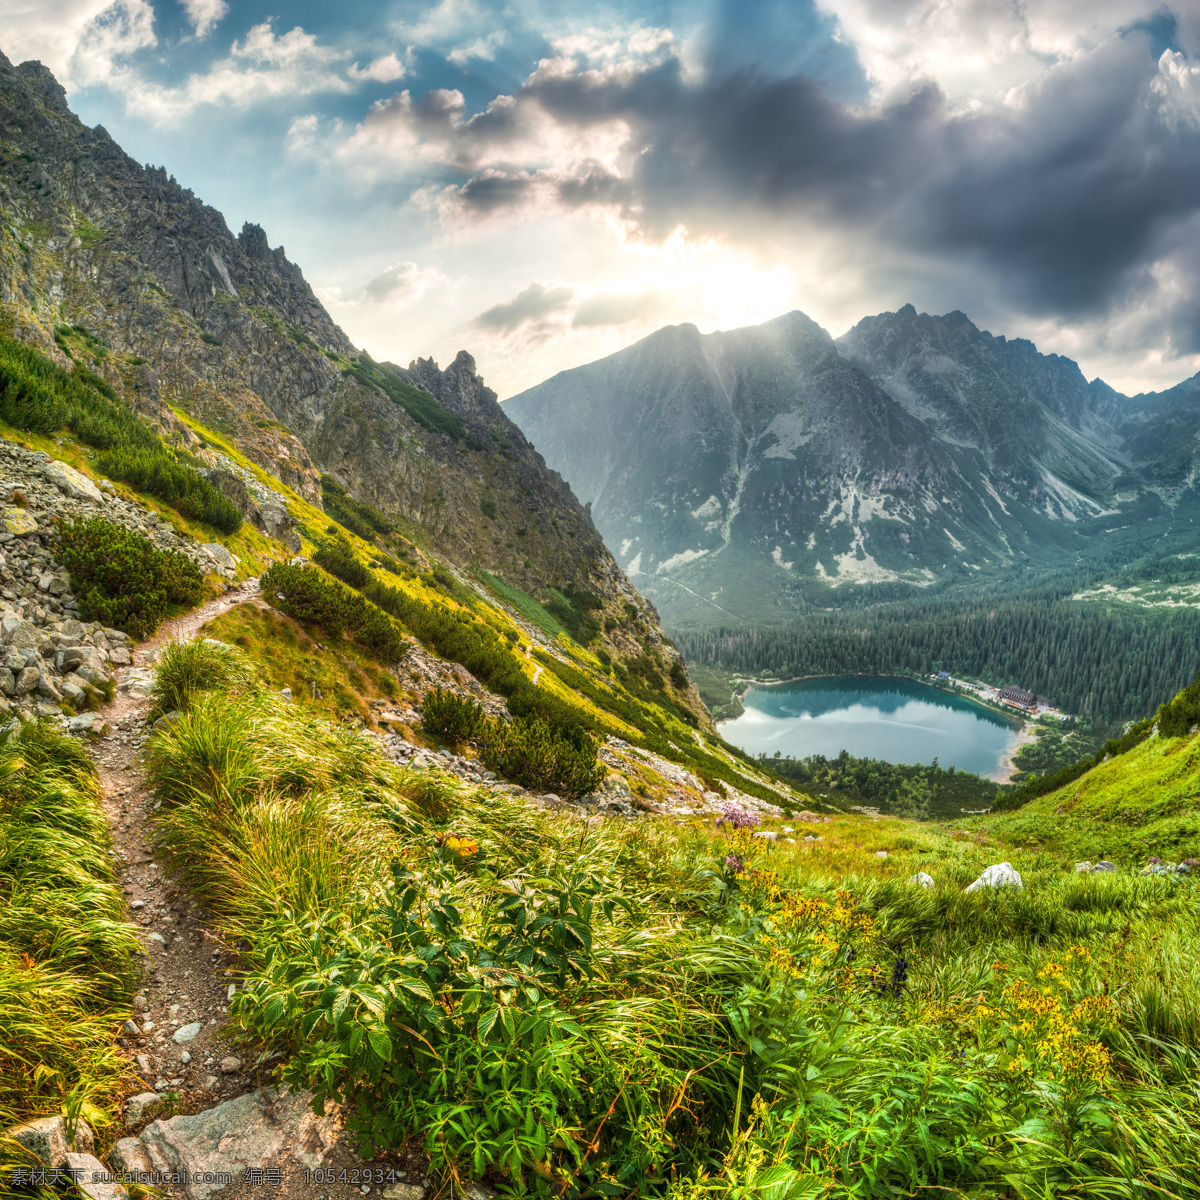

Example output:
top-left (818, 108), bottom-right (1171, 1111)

top-left (505, 303), bottom-right (1200, 626)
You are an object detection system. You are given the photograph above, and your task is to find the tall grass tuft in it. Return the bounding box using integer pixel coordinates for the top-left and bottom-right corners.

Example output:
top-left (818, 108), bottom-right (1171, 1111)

top-left (0, 720), bottom-right (140, 1125)
top-left (149, 638), bottom-right (260, 718)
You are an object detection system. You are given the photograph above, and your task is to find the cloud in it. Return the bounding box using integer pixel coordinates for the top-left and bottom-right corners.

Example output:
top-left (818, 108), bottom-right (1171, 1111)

top-left (348, 53), bottom-right (406, 84)
top-left (447, 31), bottom-right (507, 66)
top-left (360, 260), bottom-right (440, 305)
top-left (475, 282), bottom-right (575, 332)
top-left (179, 0), bottom-right (226, 39)
top-left (68, 0), bottom-right (156, 88)
top-left (333, 15), bottom-right (1200, 354)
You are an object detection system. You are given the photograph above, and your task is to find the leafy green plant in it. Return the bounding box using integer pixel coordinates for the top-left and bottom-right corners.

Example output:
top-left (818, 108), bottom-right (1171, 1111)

top-left (420, 687), bottom-right (485, 743)
top-left (56, 516), bottom-right (204, 638)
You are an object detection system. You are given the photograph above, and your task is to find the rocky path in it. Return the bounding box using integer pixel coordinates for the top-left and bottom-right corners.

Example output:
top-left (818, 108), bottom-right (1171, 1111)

top-left (88, 580), bottom-right (436, 1200)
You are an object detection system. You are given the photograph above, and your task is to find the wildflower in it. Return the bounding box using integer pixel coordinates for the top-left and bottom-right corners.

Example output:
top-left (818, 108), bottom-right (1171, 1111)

top-left (717, 802), bottom-right (760, 830)
top-left (442, 835), bottom-right (479, 856)
top-left (724, 853), bottom-right (744, 874)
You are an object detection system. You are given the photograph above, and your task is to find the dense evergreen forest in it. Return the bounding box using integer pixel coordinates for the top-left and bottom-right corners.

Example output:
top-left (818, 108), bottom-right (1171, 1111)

top-left (676, 569), bottom-right (1200, 723)
top-left (765, 751), bottom-right (1003, 820)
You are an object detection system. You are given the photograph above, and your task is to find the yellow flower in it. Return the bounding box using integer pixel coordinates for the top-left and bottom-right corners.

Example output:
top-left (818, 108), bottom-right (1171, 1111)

top-left (443, 835), bottom-right (479, 856)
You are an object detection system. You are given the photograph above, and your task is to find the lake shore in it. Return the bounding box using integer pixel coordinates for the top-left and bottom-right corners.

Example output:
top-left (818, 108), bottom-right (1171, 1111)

top-left (987, 721), bottom-right (1038, 784)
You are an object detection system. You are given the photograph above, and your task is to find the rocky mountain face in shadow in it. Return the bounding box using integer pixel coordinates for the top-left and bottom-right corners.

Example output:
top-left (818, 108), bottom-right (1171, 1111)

top-left (506, 305), bottom-right (1200, 627)
top-left (0, 50), bottom-right (673, 660)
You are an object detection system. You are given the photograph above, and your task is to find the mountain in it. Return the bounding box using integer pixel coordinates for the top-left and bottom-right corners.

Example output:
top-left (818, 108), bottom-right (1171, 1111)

top-left (0, 49), bottom-right (694, 689)
top-left (505, 304), bottom-right (1200, 626)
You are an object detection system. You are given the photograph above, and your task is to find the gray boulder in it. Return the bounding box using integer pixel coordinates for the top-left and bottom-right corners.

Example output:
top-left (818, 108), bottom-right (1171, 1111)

top-left (259, 503), bottom-right (301, 552)
top-left (139, 1087), bottom-right (342, 1200)
top-left (124, 1091), bottom-right (163, 1126)
top-left (107, 1137), bottom-right (154, 1180)
top-left (966, 862), bottom-right (1023, 892)
top-left (44, 461), bottom-right (103, 503)
top-left (9, 1114), bottom-right (93, 1167)
top-left (203, 470), bottom-right (261, 524)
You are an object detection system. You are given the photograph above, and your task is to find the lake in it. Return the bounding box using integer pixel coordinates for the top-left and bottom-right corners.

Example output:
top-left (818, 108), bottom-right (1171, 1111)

top-left (719, 675), bottom-right (1024, 779)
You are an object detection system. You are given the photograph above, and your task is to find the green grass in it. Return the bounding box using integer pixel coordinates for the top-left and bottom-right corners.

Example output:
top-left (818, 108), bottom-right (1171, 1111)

top-left (477, 571), bottom-right (565, 639)
top-left (139, 661), bottom-right (1200, 1199)
top-left (981, 726), bottom-right (1200, 860)
top-left (0, 721), bottom-right (141, 1140)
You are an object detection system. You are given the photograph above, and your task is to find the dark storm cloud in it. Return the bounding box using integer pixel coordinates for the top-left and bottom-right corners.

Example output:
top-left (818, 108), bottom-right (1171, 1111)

top-left (437, 25), bottom-right (1200, 338)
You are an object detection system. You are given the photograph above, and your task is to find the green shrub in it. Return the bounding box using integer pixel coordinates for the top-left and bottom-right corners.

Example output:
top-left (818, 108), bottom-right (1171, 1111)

top-left (0, 331), bottom-right (241, 533)
top-left (480, 497), bottom-right (498, 520)
top-left (56, 517), bottom-right (204, 638)
top-left (262, 562), bottom-right (407, 664)
top-left (150, 638), bottom-right (259, 718)
top-left (97, 446), bottom-right (242, 533)
top-left (421, 687), bottom-right (485, 743)
top-left (313, 536), bottom-right (371, 589)
top-left (480, 715), bottom-right (605, 798)
top-left (200, 332), bottom-right (223, 346)
top-left (1157, 671), bottom-right (1200, 738)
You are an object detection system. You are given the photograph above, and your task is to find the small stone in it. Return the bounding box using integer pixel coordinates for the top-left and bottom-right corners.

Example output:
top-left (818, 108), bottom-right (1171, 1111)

top-left (227, 983), bottom-right (236, 1001)
top-left (136, 1053), bottom-right (151, 1073)
top-left (153, 710), bottom-right (182, 733)
top-left (173, 1021), bottom-right (202, 1043)
top-left (122, 1019), bottom-right (141, 1034)
top-left (130, 900), bottom-right (145, 910)
top-left (141, 1019), bottom-right (156, 1033)
top-left (382, 1185), bottom-right (425, 1200)
top-left (64, 1151), bottom-right (128, 1200)
top-left (124, 1091), bottom-right (163, 1126)
top-left (219, 1055), bottom-right (242, 1074)
top-left (181, 1050), bottom-right (192, 1064)
top-left (148, 933), bottom-right (165, 945)
top-left (108, 1137), bottom-right (153, 1179)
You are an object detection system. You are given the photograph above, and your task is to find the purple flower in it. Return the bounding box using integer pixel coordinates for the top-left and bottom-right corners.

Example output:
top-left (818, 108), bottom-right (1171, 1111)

top-left (717, 802), bottom-right (760, 830)
top-left (725, 853), bottom-right (744, 873)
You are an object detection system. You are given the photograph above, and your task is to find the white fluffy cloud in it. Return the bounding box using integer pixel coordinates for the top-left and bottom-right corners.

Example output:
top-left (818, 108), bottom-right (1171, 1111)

top-left (179, 0), bottom-right (227, 39)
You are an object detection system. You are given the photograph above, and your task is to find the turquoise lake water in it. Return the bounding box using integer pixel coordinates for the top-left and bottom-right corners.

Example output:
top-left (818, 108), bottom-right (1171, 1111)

top-left (718, 675), bottom-right (1022, 777)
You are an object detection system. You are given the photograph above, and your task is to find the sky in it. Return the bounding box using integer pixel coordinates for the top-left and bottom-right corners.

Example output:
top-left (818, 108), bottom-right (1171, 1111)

top-left (4, 1), bottom-right (1200, 399)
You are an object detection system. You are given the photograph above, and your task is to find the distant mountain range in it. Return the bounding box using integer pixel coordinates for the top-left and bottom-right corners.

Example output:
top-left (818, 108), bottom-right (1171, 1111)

top-left (504, 306), bottom-right (1200, 626)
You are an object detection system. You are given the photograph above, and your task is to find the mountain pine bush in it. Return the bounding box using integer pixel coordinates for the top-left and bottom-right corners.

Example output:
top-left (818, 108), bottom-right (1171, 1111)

top-left (421, 686), bottom-right (485, 742)
top-left (56, 516), bottom-right (204, 638)
top-left (0, 331), bottom-right (241, 533)
top-left (479, 714), bottom-right (605, 797)
top-left (261, 561), bottom-right (407, 664)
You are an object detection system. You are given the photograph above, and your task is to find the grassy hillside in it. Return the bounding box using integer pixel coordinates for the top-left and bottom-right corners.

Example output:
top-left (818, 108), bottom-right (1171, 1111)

top-left (982, 728), bottom-right (1200, 860)
top-left (134, 646), bottom-right (1200, 1198)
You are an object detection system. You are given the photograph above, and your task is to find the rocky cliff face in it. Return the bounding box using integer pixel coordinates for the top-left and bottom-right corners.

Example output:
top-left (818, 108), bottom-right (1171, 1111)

top-left (505, 306), bottom-right (1200, 627)
top-left (0, 49), bottom-right (673, 663)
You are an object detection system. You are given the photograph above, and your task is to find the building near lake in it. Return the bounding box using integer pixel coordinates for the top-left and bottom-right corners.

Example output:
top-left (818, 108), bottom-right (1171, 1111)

top-left (998, 685), bottom-right (1037, 714)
